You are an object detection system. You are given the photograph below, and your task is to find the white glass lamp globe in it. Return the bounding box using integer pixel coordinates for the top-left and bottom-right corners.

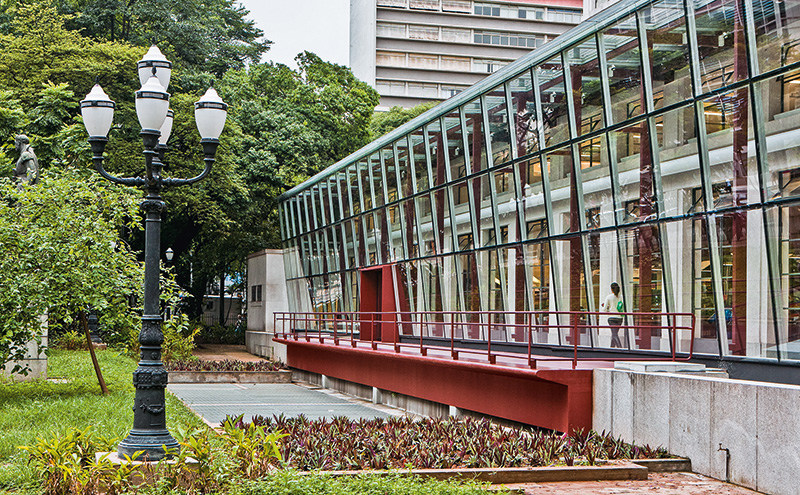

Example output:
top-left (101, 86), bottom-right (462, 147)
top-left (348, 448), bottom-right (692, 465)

top-left (135, 73), bottom-right (170, 132)
top-left (194, 88), bottom-right (228, 140)
top-left (80, 84), bottom-right (115, 138)
top-left (159, 109), bottom-right (174, 146)
top-left (138, 45), bottom-right (172, 90)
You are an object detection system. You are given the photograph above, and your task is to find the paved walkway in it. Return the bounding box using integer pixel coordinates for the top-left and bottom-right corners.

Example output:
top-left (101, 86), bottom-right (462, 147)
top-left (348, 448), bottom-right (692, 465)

top-left (501, 472), bottom-right (762, 494)
top-left (192, 344), bottom-right (264, 362)
top-left (168, 382), bottom-right (398, 426)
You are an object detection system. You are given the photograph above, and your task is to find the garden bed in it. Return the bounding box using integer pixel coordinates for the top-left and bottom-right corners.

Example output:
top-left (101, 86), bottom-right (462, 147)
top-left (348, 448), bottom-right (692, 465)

top-left (228, 415), bottom-right (675, 472)
top-left (166, 359), bottom-right (291, 384)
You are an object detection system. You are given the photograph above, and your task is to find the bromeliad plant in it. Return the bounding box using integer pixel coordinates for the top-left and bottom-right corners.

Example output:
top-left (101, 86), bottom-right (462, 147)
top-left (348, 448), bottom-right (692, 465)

top-left (219, 415), bottom-right (287, 479)
top-left (229, 416), bottom-right (671, 471)
top-left (165, 359), bottom-right (286, 372)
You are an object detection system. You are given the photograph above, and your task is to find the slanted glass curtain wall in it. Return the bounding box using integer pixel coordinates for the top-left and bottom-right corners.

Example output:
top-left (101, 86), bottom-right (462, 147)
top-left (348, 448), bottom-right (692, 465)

top-left (279, 0), bottom-right (800, 361)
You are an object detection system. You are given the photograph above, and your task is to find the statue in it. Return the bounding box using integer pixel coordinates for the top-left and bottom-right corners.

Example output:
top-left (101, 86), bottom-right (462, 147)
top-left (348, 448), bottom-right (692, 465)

top-left (14, 135), bottom-right (39, 185)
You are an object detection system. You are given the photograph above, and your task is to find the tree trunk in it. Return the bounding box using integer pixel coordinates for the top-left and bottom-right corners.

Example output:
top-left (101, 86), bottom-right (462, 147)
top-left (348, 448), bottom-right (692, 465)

top-left (80, 310), bottom-right (109, 395)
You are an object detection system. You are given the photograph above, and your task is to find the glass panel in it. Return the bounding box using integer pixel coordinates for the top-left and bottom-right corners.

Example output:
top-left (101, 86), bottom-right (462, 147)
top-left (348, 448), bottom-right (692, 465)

top-left (654, 105), bottom-right (700, 218)
top-left (545, 144), bottom-right (577, 233)
top-left (365, 212), bottom-right (379, 265)
top-left (551, 237), bottom-right (589, 345)
top-left (474, 172), bottom-right (494, 247)
top-left (578, 135), bottom-right (611, 230)
top-left (339, 172), bottom-right (350, 219)
top-left (312, 185), bottom-right (323, 229)
top-left (644, 0), bottom-right (692, 108)
top-left (752, 0), bottom-right (800, 73)
top-left (619, 224), bottom-right (666, 351)
top-left (595, 230), bottom-right (624, 349)
top-left (397, 261), bottom-right (417, 333)
top-left (537, 56), bottom-right (570, 147)
top-left (387, 203), bottom-right (403, 261)
top-left (693, 0), bottom-right (748, 94)
top-left (403, 199), bottom-right (418, 258)
top-left (713, 210), bottom-right (760, 357)
top-left (416, 193), bottom-right (435, 256)
top-left (770, 205), bottom-right (800, 360)
top-left (396, 137), bottom-right (413, 199)
top-left (427, 120), bottom-right (447, 187)
top-left (410, 128), bottom-right (429, 192)
top-left (517, 159), bottom-right (545, 238)
top-left (494, 166), bottom-right (518, 243)
top-left (758, 69), bottom-right (800, 201)
top-left (509, 71), bottom-right (537, 157)
top-left (464, 98), bottom-right (488, 172)
top-left (382, 146), bottom-right (398, 203)
top-left (566, 36), bottom-right (605, 137)
top-left (445, 111), bottom-right (466, 179)
top-left (703, 87), bottom-right (758, 208)
top-left (614, 120), bottom-right (655, 224)
top-left (525, 241), bottom-right (553, 343)
top-left (358, 160), bottom-right (372, 211)
top-left (348, 165), bottom-right (361, 216)
top-left (485, 85), bottom-right (512, 164)
top-left (329, 177), bottom-right (341, 223)
top-left (434, 186), bottom-right (453, 253)
top-left (343, 220), bottom-right (355, 269)
top-left (603, 14), bottom-right (642, 125)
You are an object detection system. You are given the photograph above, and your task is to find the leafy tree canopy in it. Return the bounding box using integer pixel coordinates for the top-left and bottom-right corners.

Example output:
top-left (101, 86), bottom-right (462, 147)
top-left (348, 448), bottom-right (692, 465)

top-left (57, 0), bottom-right (271, 77)
top-left (0, 169), bottom-right (142, 371)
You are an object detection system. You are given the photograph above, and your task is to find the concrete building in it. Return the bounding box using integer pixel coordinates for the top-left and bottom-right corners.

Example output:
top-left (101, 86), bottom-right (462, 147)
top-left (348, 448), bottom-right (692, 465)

top-left (350, 0), bottom-right (582, 109)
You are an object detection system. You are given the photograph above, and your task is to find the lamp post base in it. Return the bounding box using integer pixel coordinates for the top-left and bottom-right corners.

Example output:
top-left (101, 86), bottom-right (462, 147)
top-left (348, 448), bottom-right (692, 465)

top-left (118, 429), bottom-right (179, 461)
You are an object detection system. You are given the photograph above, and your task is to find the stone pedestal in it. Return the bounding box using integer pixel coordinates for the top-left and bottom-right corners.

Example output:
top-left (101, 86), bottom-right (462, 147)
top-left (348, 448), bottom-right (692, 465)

top-left (3, 315), bottom-right (47, 381)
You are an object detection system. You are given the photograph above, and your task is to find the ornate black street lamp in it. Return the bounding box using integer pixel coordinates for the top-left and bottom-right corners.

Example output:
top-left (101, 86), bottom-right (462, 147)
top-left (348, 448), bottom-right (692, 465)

top-left (80, 46), bottom-right (228, 460)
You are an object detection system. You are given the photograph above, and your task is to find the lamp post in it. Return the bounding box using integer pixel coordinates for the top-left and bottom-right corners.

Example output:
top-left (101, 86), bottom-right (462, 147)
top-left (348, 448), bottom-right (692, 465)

top-left (80, 46), bottom-right (228, 461)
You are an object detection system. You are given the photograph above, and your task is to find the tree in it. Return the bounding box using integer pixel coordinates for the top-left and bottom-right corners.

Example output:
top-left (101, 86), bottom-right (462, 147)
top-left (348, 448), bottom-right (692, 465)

top-left (370, 101), bottom-right (438, 140)
top-left (57, 0), bottom-right (271, 77)
top-left (0, 168), bottom-right (142, 372)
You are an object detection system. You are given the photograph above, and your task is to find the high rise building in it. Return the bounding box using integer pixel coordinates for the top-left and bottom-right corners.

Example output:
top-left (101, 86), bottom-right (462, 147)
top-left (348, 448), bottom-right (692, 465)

top-left (350, 0), bottom-right (582, 109)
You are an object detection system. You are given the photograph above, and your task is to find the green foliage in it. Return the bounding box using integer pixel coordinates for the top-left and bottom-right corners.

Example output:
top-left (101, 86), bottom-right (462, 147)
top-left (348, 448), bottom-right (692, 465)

top-left (0, 169), bottom-right (142, 371)
top-left (0, 349), bottom-right (206, 492)
top-left (197, 322), bottom-right (244, 345)
top-left (220, 414), bottom-right (287, 480)
top-left (233, 416), bottom-right (673, 471)
top-left (58, 0), bottom-right (271, 78)
top-left (370, 101), bottom-right (438, 140)
top-left (160, 313), bottom-right (199, 362)
top-left (51, 330), bottom-right (88, 350)
top-left (228, 472), bottom-right (501, 495)
top-left (19, 426), bottom-right (125, 495)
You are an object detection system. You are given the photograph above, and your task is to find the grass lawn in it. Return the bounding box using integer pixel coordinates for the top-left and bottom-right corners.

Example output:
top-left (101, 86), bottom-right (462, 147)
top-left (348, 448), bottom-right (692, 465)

top-left (0, 349), bottom-right (205, 493)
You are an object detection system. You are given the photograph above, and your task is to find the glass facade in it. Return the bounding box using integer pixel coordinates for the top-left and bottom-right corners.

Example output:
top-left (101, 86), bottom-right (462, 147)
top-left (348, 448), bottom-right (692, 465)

top-left (280, 0), bottom-right (800, 362)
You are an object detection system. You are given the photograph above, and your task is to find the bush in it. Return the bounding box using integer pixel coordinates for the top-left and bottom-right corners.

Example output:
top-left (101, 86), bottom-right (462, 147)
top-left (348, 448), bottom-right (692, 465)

top-left (196, 322), bottom-right (245, 345)
top-left (162, 313), bottom-right (199, 362)
top-left (51, 330), bottom-right (87, 350)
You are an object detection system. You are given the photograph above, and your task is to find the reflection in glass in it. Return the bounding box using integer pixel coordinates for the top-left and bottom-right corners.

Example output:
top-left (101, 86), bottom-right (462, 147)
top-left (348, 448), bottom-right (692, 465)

top-left (603, 15), bottom-right (642, 124)
top-left (566, 36), bottom-right (605, 137)
top-left (537, 56), bottom-right (570, 147)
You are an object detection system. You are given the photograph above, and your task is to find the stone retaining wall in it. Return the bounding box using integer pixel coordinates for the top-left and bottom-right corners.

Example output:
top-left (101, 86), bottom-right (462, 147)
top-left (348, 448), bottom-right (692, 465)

top-left (594, 367), bottom-right (800, 495)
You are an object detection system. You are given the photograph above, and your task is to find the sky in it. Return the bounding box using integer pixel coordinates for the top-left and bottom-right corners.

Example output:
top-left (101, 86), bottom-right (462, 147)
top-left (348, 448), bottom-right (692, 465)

top-left (238, 0), bottom-right (351, 69)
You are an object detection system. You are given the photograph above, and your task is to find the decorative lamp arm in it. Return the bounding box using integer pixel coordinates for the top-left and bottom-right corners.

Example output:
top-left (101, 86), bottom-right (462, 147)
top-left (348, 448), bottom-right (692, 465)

top-left (89, 137), bottom-right (145, 187)
top-left (162, 138), bottom-right (218, 187)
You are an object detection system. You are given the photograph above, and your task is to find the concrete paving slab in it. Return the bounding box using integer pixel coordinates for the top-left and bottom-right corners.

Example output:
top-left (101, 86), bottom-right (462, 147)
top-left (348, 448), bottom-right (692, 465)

top-left (168, 383), bottom-right (395, 425)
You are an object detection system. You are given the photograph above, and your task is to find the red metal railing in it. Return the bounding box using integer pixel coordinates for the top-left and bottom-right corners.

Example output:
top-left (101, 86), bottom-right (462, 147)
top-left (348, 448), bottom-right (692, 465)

top-left (273, 310), bottom-right (695, 369)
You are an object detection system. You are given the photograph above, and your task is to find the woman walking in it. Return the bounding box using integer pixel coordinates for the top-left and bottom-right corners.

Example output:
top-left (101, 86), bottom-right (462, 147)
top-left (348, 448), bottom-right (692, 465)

top-left (601, 282), bottom-right (624, 348)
